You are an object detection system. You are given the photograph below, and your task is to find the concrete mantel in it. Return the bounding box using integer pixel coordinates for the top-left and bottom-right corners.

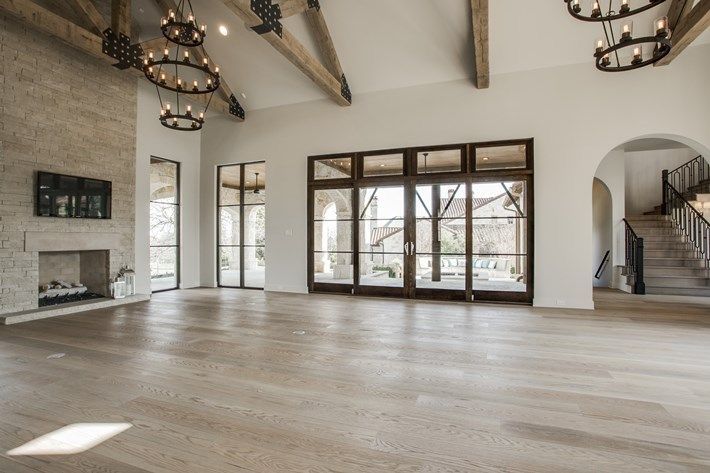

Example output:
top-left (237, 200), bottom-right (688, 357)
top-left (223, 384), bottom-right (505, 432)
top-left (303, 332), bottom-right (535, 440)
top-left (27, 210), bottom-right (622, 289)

top-left (24, 232), bottom-right (122, 252)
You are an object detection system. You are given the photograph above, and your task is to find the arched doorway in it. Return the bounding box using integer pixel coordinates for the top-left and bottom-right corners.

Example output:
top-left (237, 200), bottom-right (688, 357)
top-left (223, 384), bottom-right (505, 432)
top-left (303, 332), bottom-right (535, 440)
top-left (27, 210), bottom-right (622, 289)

top-left (593, 135), bottom-right (710, 297)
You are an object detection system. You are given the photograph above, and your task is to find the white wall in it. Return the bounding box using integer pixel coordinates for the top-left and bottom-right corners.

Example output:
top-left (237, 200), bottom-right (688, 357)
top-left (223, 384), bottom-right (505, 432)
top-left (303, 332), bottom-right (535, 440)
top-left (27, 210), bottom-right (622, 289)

top-left (199, 44), bottom-right (710, 309)
top-left (592, 179), bottom-right (613, 288)
top-left (594, 149), bottom-right (626, 271)
top-left (135, 81), bottom-right (202, 295)
top-left (624, 148), bottom-right (697, 216)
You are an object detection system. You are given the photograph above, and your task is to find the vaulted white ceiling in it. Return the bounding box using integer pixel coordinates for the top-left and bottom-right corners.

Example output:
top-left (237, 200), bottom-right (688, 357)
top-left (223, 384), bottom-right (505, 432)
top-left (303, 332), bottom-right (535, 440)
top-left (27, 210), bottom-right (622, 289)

top-left (133, 0), bottom-right (710, 111)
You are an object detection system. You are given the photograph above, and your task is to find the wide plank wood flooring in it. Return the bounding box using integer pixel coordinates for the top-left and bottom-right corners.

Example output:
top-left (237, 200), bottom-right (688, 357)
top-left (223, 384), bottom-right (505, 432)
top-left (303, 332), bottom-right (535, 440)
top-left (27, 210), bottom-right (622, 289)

top-left (1, 288), bottom-right (709, 472)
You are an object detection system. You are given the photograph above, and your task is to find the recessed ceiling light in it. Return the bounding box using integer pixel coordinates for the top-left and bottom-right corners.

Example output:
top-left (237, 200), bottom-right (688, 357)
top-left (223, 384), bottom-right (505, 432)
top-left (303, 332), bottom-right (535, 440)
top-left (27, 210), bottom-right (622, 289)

top-left (219, 25), bottom-right (228, 36)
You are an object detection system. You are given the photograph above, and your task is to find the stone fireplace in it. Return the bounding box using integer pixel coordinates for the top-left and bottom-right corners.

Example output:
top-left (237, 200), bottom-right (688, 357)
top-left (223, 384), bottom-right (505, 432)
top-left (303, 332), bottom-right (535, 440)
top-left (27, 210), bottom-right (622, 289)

top-left (38, 250), bottom-right (110, 306)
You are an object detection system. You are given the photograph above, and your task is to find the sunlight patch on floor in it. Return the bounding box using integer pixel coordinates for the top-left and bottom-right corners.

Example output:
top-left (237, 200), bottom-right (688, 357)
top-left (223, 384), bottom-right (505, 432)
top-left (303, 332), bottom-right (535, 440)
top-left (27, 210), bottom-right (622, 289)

top-left (7, 423), bottom-right (132, 456)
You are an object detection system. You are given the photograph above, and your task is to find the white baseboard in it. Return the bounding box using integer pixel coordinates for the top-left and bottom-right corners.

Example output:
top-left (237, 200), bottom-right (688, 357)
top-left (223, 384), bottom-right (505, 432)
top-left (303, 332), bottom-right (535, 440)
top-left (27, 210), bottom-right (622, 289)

top-left (533, 297), bottom-right (595, 310)
top-left (264, 284), bottom-right (308, 294)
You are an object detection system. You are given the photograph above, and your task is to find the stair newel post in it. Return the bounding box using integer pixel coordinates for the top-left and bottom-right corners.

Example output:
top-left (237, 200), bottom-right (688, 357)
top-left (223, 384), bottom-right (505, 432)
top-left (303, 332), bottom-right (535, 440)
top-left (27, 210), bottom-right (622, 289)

top-left (661, 169), bottom-right (669, 215)
top-left (635, 237), bottom-right (645, 295)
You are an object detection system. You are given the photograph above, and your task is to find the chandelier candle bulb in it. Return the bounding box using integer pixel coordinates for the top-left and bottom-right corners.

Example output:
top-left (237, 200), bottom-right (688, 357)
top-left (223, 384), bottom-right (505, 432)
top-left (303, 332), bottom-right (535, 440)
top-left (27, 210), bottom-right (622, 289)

top-left (620, 0), bottom-right (630, 14)
top-left (192, 80), bottom-right (199, 92)
top-left (168, 9), bottom-right (174, 19)
top-left (206, 78), bottom-right (213, 89)
top-left (187, 13), bottom-right (194, 24)
top-left (215, 66), bottom-right (220, 76)
top-left (200, 25), bottom-right (206, 34)
top-left (632, 45), bottom-right (643, 64)
top-left (620, 21), bottom-right (633, 42)
top-left (601, 53), bottom-right (611, 67)
top-left (186, 105), bottom-right (192, 116)
top-left (176, 78), bottom-right (182, 90)
top-left (572, 0), bottom-right (581, 13)
top-left (160, 73), bottom-right (166, 85)
top-left (199, 111), bottom-right (205, 121)
top-left (655, 16), bottom-right (669, 38)
top-left (591, 1), bottom-right (602, 18)
top-left (595, 39), bottom-right (605, 54)
top-left (183, 50), bottom-right (190, 62)
top-left (163, 48), bottom-right (169, 59)
top-left (161, 17), bottom-right (167, 26)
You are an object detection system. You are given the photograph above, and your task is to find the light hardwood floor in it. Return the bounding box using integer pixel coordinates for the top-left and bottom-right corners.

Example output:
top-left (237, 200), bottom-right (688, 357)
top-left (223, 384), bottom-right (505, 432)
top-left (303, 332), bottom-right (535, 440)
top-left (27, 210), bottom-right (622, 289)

top-left (1, 288), bottom-right (709, 472)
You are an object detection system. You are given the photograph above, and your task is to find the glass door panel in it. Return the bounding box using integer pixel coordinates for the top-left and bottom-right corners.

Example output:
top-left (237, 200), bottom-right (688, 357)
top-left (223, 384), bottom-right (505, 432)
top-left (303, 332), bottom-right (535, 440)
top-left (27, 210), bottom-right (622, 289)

top-left (357, 186), bottom-right (406, 292)
top-left (312, 188), bottom-right (354, 288)
top-left (150, 157), bottom-right (180, 292)
top-left (413, 182), bottom-right (467, 297)
top-left (217, 161), bottom-right (266, 289)
top-left (471, 179), bottom-right (530, 301)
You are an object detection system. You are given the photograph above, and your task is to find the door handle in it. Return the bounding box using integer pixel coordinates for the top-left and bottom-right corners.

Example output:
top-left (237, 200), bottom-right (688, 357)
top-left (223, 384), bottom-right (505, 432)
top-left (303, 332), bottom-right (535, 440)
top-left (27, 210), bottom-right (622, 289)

top-left (410, 242), bottom-right (415, 255)
top-left (404, 242), bottom-right (410, 255)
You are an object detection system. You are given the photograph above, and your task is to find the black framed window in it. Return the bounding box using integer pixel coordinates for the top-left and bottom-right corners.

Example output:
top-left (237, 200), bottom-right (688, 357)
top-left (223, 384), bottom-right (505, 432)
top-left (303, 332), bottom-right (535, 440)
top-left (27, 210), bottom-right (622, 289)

top-left (307, 138), bottom-right (534, 305)
top-left (150, 157), bottom-right (180, 292)
top-left (217, 161), bottom-right (266, 289)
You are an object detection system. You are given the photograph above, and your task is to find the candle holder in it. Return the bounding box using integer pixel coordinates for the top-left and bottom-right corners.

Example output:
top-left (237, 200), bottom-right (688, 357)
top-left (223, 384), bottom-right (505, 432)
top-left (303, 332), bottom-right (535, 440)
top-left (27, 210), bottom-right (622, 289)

top-left (591, 1), bottom-right (602, 18)
top-left (655, 16), bottom-right (670, 38)
top-left (620, 21), bottom-right (633, 42)
top-left (619, 0), bottom-right (630, 14)
top-left (631, 45), bottom-right (643, 65)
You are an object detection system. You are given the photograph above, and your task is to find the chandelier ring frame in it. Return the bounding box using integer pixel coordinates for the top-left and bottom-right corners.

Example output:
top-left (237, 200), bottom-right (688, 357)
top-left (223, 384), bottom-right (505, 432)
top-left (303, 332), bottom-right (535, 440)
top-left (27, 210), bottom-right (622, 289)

top-left (161, 21), bottom-right (205, 47)
top-left (594, 36), bottom-right (672, 72)
top-left (143, 59), bottom-right (221, 95)
top-left (563, 0), bottom-right (667, 23)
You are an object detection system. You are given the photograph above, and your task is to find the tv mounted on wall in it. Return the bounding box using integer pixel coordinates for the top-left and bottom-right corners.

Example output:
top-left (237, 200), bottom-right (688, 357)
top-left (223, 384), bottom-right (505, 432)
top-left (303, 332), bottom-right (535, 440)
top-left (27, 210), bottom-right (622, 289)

top-left (36, 171), bottom-right (112, 219)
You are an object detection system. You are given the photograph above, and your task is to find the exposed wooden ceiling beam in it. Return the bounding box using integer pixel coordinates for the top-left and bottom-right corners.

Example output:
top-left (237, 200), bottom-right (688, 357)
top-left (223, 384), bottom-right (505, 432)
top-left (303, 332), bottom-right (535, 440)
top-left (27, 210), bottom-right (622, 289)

top-left (305, 4), bottom-right (343, 80)
top-left (0, 0), bottom-right (242, 121)
top-left (111, 0), bottom-right (131, 36)
top-left (67, 0), bottom-right (109, 35)
top-left (470, 0), bottom-right (489, 89)
top-left (655, 0), bottom-right (710, 66)
top-left (139, 36), bottom-right (168, 53)
top-left (275, 0), bottom-right (310, 19)
top-left (0, 0), bottom-right (106, 60)
top-left (666, 0), bottom-right (695, 29)
top-left (219, 0), bottom-right (351, 106)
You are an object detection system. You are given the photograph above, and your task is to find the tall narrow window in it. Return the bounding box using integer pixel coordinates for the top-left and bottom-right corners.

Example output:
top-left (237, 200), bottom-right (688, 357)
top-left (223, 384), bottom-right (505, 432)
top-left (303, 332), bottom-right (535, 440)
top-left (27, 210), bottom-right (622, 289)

top-left (217, 162), bottom-right (266, 289)
top-left (150, 157), bottom-right (180, 292)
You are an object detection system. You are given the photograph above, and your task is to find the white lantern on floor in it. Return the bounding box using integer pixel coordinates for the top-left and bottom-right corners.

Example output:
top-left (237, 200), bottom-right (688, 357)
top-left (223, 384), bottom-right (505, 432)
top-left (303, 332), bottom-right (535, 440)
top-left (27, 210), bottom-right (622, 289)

top-left (119, 267), bottom-right (136, 296)
top-left (112, 280), bottom-right (126, 299)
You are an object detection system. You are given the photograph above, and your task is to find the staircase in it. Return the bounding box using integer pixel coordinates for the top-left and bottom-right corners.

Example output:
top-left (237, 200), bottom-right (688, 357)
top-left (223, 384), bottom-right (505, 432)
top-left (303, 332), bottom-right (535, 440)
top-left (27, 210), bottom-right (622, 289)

top-left (624, 215), bottom-right (710, 296)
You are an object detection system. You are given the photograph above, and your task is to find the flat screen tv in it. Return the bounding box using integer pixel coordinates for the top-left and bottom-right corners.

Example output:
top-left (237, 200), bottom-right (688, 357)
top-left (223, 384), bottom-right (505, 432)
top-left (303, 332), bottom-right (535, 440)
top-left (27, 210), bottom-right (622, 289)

top-left (36, 171), bottom-right (112, 219)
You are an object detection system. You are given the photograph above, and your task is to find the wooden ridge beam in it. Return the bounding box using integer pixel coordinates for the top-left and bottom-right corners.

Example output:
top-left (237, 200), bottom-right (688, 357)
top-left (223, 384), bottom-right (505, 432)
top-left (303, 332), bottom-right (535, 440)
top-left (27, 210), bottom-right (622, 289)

top-left (655, 0), bottom-right (710, 66)
top-left (470, 0), bottom-right (489, 89)
top-left (219, 0), bottom-right (351, 106)
top-left (0, 0), bottom-right (242, 121)
top-left (111, 0), bottom-right (131, 37)
top-left (67, 0), bottom-right (109, 35)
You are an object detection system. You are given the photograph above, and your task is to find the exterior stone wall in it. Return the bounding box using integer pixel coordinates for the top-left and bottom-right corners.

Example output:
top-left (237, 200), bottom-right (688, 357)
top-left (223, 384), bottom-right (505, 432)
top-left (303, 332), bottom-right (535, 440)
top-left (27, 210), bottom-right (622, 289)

top-left (0, 15), bottom-right (137, 314)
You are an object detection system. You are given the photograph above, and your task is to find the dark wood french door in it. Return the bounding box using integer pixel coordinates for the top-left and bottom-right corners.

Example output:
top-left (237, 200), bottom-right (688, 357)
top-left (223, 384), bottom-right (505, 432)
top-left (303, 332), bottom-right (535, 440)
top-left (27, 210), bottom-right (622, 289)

top-left (308, 139), bottom-right (534, 304)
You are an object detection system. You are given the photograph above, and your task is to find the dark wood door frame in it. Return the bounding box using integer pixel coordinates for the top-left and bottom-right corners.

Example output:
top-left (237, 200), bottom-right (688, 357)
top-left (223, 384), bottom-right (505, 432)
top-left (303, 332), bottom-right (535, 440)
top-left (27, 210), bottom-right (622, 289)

top-left (307, 138), bottom-right (534, 305)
